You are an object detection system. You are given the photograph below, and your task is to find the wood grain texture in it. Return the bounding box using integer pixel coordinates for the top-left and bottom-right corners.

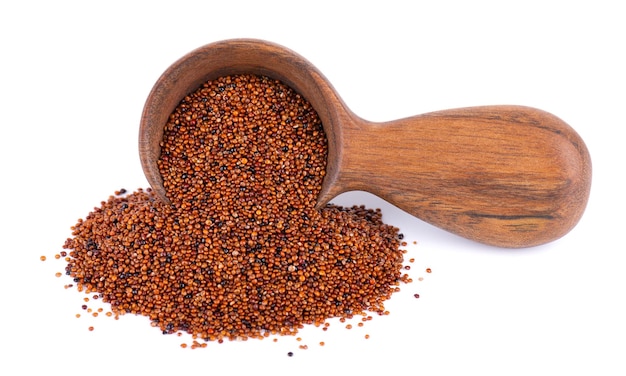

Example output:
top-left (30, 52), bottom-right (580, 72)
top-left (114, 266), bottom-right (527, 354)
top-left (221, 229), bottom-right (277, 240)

top-left (318, 106), bottom-right (591, 247)
top-left (139, 39), bottom-right (591, 248)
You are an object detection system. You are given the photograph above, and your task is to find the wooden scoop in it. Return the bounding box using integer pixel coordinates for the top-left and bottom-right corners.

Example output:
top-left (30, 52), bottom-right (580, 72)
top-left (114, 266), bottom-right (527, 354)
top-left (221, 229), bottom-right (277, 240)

top-left (139, 39), bottom-right (591, 248)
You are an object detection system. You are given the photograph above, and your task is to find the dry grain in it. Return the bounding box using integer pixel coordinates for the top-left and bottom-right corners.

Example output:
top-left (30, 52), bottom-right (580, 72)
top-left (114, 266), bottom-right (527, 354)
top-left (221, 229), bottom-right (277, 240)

top-left (62, 74), bottom-right (408, 344)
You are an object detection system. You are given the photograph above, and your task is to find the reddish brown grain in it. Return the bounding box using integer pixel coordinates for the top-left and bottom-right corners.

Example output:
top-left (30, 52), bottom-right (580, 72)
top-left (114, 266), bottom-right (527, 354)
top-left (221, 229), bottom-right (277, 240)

top-left (63, 74), bottom-right (407, 343)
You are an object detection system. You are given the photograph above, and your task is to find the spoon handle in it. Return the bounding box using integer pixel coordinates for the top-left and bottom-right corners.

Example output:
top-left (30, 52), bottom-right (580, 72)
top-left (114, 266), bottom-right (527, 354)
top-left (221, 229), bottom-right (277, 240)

top-left (321, 105), bottom-right (591, 248)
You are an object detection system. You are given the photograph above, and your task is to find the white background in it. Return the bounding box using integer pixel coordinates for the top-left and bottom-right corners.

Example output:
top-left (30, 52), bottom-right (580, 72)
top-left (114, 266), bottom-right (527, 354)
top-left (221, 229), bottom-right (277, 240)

top-left (1, 1), bottom-right (624, 375)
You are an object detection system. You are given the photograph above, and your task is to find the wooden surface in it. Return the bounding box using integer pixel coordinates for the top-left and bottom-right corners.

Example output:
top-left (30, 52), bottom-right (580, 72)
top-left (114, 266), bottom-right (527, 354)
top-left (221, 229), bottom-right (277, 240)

top-left (319, 106), bottom-right (591, 247)
top-left (140, 39), bottom-right (591, 248)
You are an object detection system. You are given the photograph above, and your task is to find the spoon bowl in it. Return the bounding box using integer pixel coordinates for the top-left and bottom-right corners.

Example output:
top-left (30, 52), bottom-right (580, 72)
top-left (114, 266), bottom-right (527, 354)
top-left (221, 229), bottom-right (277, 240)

top-left (140, 39), bottom-right (591, 248)
top-left (139, 39), bottom-right (347, 207)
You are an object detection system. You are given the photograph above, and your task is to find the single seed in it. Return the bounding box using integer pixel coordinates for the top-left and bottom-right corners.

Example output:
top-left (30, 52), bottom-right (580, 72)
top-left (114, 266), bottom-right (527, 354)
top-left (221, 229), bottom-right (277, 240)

top-left (414, 293), bottom-right (420, 298)
top-left (426, 268), bottom-right (432, 273)
top-left (55, 272), bottom-right (62, 277)
top-left (88, 326), bottom-right (94, 331)
top-left (40, 255), bottom-right (46, 261)
top-left (287, 352), bottom-right (293, 357)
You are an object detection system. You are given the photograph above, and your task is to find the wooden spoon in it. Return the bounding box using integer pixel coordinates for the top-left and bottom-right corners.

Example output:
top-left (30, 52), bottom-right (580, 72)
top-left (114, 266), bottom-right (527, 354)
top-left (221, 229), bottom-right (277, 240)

top-left (139, 39), bottom-right (591, 248)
